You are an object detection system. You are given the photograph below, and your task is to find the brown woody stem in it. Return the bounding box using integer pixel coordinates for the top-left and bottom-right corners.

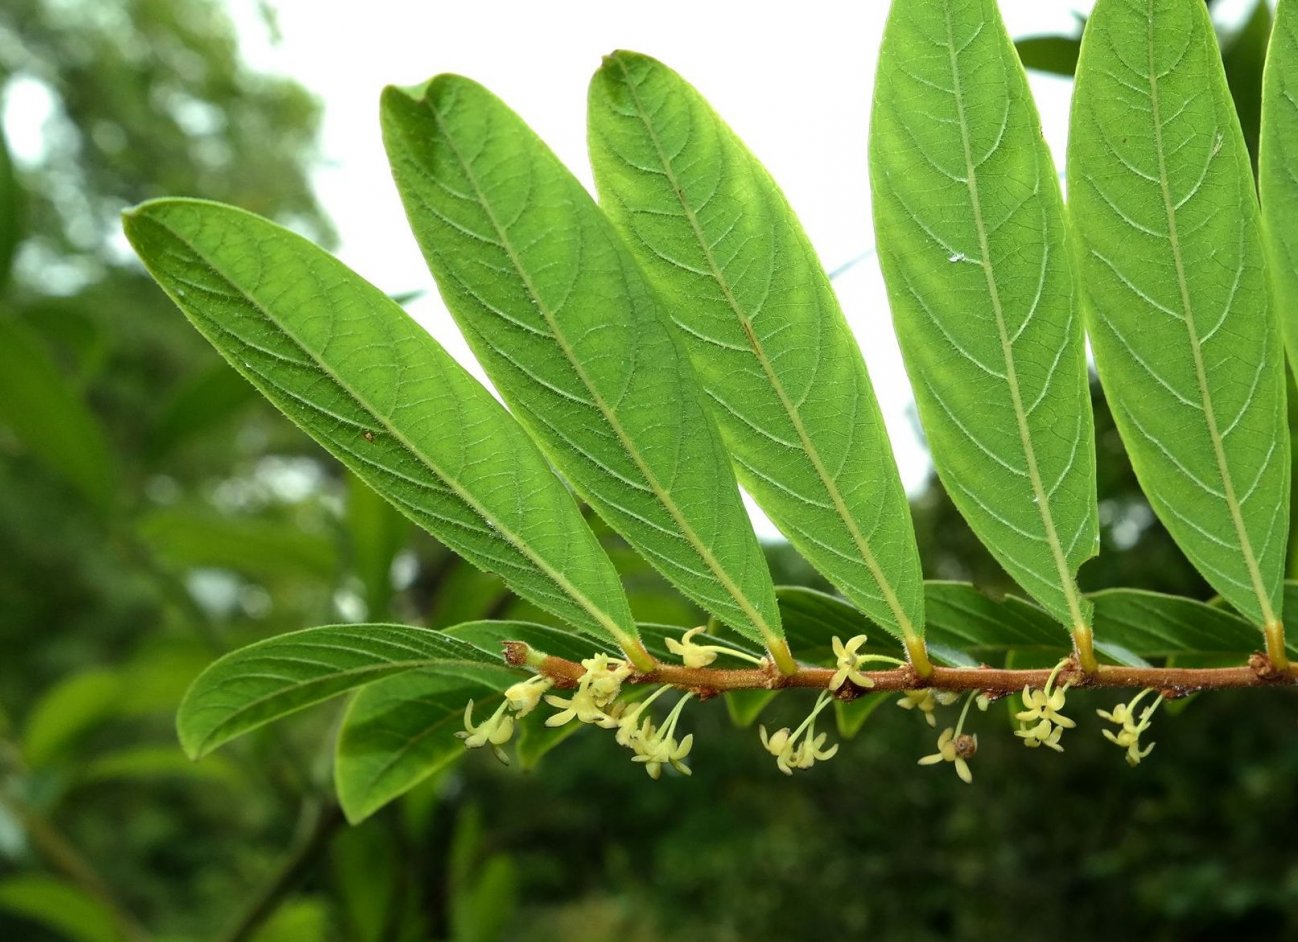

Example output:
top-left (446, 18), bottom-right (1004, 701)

top-left (527, 652), bottom-right (1297, 698)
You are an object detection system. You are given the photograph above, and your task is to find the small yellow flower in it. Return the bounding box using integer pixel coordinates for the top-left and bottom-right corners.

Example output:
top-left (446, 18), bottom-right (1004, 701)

top-left (830, 634), bottom-right (874, 690)
top-left (544, 685), bottom-right (617, 728)
top-left (456, 700), bottom-right (515, 763)
top-left (1097, 688), bottom-right (1162, 766)
top-left (664, 626), bottom-right (765, 667)
top-left (897, 688), bottom-right (958, 726)
top-left (758, 691), bottom-right (839, 775)
top-left (503, 675), bottom-right (553, 717)
top-left (918, 727), bottom-right (977, 784)
top-left (666, 626), bottom-right (719, 668)
top-left (916, 691), bottom-right (979, 783)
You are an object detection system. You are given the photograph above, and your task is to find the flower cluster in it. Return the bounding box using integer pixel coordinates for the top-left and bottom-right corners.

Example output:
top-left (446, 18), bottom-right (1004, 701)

top-left (1097, 688), bottom-right (1162, 766)
top-left (896, 688), bottom-right (961, 727)
top-left (458, 645), bottom-right (704, 778)
top-left (1014, 660), bottom-right (1074, 752)
top-left (758, 690), bottom-right (839, 774)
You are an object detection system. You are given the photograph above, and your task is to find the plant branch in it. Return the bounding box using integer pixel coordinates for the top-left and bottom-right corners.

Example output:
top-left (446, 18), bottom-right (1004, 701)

top-left (215, 798), bottom-right (343, 942)
top-left (0, 788), bottom-right (151, 942)
top-left (519, 650), bottom-right (1298, 699)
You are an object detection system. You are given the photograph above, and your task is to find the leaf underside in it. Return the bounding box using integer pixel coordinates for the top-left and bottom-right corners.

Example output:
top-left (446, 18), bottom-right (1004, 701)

top-left (871, 0), bottom-right (1098, 633)
top-left (123, 200), bottom-right (638, 649)
top-left (589, 51), bottom-right (926, 648)
top-left (1261, 0), bottom-right (1298, 366)
top-left (1069, 0), bottom-right (1289, 629)
top-left (382, 76), bottom-right (783, 649)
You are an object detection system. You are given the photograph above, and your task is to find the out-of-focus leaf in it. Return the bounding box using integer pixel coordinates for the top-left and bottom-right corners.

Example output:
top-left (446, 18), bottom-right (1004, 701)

top-left (177, 624), bottom-right (505, 758)
top-left (1261, 0), bottom-right (1298, 365)
top-left (1014, 35), bottom-right (1081, 75)
top-left (138, 506), bottom-right (338, 581)
top-left (452, 855), bottom-right (517, 942)
top-left (79, 744), bottom-right (241, 788)
top-left (1070, 0), bottom-right (1288, 635)
top-left (334, 664), bottom-right (517, 823)
top-left (726, 690), bottom-right (778, 728)
top-left (0, 318), bottom-right (116, 513)
top-left (22, 669), bottom-right (124, 769)
top-left (123, 199), bottom-right (641, 654)
top-left (146, 360), bottom-right (258, 461)
top-left (331, 826), bottom-right (399, 942)
top-left (0, 875), bottom-right (124, 942)
top-left (590, 51), bottom-right (925, 656)
top-left (383, 77), bottom-right (785, 659)
top-left (834, 694), bottom-right (889, 739)
top-left (249, 898), bottom-right (329, 942)
top-left (872, 0), bottom-right (1097, 640)
top-left (346, 471), bottom-right (411, 620)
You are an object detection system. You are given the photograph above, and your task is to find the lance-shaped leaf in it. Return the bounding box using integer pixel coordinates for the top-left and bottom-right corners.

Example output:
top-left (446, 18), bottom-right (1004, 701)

top-left (382, 77), bottom-right (788, 666)
top-left (588, 52), bottom-right (928, 666)
top-left (123, 200), bottom-right (643, 660)
top-left (871, 1), bottom-right (1098, 645)
top-left (176, 623), bottom-right (510, 758)
top-left (335, 664), bottom-right (518, 823)
top-left (1261, 0), bottom-right (1298, 365)
top-left (1069, 0), bottom-right (1290, 642)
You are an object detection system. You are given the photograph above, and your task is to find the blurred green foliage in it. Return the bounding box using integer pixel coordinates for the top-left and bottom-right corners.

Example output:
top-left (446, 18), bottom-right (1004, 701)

top-left (0, 1), bottom-right (1295, 940)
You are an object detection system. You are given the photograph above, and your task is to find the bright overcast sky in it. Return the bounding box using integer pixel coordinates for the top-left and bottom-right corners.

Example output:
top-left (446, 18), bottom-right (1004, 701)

top-left (225, 0), bottom-right (1263, 536)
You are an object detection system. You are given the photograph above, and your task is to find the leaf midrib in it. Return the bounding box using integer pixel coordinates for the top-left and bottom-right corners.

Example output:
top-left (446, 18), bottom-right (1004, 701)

top-left (420, 92), bottom-right (779, 647)
top-left (944, 6), bottom-right (1088, 631)
top-left (610, 56), bottom-right (919, 643)
top-left (151, 212), bottom-right (630, 644)
top-left (1141, 1), bottom-right (1276, 627)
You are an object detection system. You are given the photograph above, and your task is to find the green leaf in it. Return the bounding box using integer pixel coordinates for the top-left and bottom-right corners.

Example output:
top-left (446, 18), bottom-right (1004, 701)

top-left (123, 199), bottom-right (639, 654)
top-left (779, 582), bottom-right (1257, 663)
top-left (775, 587), bottom-right (912, 664)
top-left (23, 670), bottom-right (125, 769)
top-left (725, 690), bottom-right (778, 728)
top-left (0, 318), bottom-right (117, 513)
top-left (147, 360), bottom-right (258, 461)
top-left (138, 506), bottom-right (339, 581)
top-left (1014, 36), bottom-right (1082, 76)
top-left (1262, 0), bottom-right (1298, 365)
top-left (1069, 0), bottom-right (1289, 633)
top-left (382, 77), bottom-right (786, 662)
top-left (871, 0), bottom-right (1098, 641)
top-left (176, 623), bottom-right (505, 758)
top-left (588, 51), bottom-right (926, 659)
top-left (1090, 588), bottom-right (1272, 657)
top-left (0, 876), bottom-right (124, 942)
top-left (443, 620), bottom-right (607, 663)
top-left (334, 664), bottom-right (517, 822)
top-left (79, 744), bottom-right (241, 788)
top-left (834, 694), bottom-right (889, 739)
